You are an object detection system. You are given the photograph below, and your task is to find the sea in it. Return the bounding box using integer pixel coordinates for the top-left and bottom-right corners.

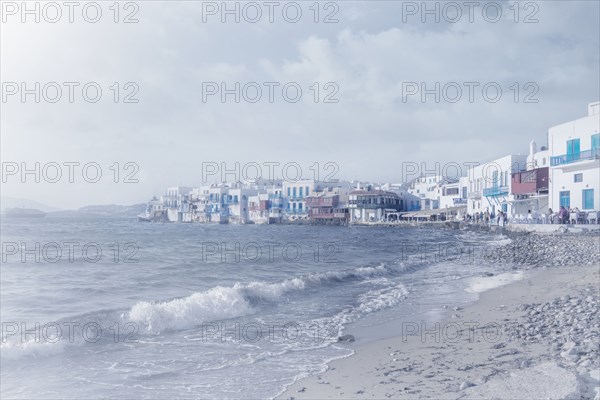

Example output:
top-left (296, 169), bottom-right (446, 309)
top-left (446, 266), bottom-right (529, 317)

top-left (0, 218), bottom-right (512, 399)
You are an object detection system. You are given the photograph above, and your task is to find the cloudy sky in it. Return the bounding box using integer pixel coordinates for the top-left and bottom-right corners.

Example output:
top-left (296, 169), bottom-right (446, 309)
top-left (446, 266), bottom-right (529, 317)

top-left (2, 0), bottom-right (599, 209)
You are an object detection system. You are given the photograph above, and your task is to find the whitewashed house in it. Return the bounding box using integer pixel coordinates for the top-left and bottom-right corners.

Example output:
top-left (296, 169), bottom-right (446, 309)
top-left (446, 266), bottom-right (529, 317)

top-left (510, 141), bottom-right (550, 219)
top-left (163, 186), bottom-right (193, 222)
top-left (548, 102), bottom-right (600, 212)
top-left (467, 154), bottom-right (528, 217)
top-left (348, 188), bottom-right (403, 223)
top-left (282, 179), bottom-right (315, 218)
top-left (225, 186), bottom-right (258, 224)
top-left (408, 175), bottom-right (444, 210)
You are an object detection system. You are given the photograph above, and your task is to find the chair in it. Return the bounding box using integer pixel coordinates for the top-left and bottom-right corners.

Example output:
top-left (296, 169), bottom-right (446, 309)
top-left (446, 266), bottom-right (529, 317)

top-left (570, 212), bottom-right (578, 224)
top-left (587, 212), bottom-right (598, 224)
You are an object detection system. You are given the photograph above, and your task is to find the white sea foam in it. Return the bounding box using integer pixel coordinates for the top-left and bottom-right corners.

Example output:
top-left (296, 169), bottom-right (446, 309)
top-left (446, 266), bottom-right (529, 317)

top-left (4, 263), bottom-right (409, 359)
top-left (128, 263), bottom-right (401, 333)
top-left (465, 271), bottom-right (525, 294)
top-left (128, 286), bottom-right (254, 333)
top-left (1, 337), bottom-right (67, 360)
top-left (356, 283), bottom-right (409, 314)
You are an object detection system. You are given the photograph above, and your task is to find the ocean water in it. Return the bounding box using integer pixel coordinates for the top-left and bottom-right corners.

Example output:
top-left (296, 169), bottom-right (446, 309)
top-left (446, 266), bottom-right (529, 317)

top-left (0, 219), bottom-right (509, 399)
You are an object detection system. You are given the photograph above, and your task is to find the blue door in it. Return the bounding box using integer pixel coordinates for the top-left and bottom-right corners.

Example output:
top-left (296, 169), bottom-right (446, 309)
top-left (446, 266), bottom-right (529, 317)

top-left (559, 191), bottom-right (570, 208)
top-left (583, 189), bottom-right (594, 210)
top-left (567, 139), bottom-right (580, 162)
top-left (592, 134), bottom-right (599, 157)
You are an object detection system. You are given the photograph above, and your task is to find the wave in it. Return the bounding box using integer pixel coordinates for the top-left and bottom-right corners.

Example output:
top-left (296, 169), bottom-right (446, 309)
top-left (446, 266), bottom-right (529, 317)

top-left (128, 286), bottom-right (254, 333)
top-left (2, 262), bottom-right (414, 360)
top-left (0, 337), bottom-right (67, 361)
top-left (128, 263), bottom-right (405, 333)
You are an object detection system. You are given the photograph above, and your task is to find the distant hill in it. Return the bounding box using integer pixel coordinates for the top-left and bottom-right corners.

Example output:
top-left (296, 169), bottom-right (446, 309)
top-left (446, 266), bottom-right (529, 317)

top-left (0, 197), bottom-right (62, 212)
top-left (48, 204), bottom-right (146, 219)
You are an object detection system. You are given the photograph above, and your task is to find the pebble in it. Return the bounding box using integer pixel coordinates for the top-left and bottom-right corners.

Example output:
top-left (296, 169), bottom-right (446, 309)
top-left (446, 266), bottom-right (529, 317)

top-left (504, 287), bottom-right (599, 372)
top-left (337, 334), bottom-right (355, 343)
top-left (491, 233), bottom-right (600, 268)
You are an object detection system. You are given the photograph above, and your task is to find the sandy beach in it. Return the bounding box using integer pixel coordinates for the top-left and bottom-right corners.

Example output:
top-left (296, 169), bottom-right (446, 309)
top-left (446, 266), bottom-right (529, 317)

top-left (278, 262), bottom-right (600, 399)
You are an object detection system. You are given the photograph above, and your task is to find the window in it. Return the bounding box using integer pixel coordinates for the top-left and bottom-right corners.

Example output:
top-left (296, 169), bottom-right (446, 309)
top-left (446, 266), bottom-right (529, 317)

top-left (559, 191), bottom-right (570, 208)
top-left (574, 173), bottom-right (583, 183)
top-left (287, 188), bottom-right (291, 197)
top-left (293, 187), bottom-right (297, 198)
top-left (299, 187), bottom-right (303, 198)
top-left (306, 186), bottom-right (309, 196)
top-left (583, 189), bottom-right (594, 210)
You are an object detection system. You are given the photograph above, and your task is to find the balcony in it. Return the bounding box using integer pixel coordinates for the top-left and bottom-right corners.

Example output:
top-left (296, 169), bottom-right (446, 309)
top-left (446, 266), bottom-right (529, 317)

top-left (512, 167), bottom-right (548, 195)
top-left (285, 209), bottom-right (307, 214)
top-left (452, 198), bottom-right (468, 205)
top-left (551, 148), bottom-right (600, 167)
top-left (483, 186), bottom-right (509, 196)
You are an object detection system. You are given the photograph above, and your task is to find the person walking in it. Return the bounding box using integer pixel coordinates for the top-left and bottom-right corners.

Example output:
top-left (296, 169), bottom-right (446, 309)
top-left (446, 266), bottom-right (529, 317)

top-left (559, 206), bottom-right (569, 224)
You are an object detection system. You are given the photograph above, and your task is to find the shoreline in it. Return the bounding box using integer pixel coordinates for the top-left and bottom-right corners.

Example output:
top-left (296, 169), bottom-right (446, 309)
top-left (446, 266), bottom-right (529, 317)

top-left (277, 263), bottom-right (600, 399)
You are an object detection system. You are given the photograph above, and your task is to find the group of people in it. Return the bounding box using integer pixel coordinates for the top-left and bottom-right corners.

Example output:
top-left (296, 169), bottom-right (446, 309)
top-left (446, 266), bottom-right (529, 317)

top-left (548, 206), bottom-right (581, 224)
top-left (461, 210), bottom-right (508, 226)
top-left (462, 206), bottom-right (584, 226)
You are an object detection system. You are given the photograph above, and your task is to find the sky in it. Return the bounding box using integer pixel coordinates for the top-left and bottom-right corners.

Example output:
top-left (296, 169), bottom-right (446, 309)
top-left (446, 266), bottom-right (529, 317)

top-left (1, 0), bottom-right (599, 209)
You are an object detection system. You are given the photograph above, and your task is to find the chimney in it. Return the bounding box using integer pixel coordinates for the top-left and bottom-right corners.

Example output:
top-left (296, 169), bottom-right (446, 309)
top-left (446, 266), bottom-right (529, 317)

top-left (529, 140), bottom-right (537, 157)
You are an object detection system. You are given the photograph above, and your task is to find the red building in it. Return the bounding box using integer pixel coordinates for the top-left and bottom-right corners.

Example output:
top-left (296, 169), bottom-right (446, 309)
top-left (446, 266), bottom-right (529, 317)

top-left (511, 167), bottom-right (549, 195)
top-left (306, 195), bottom-right (349, 222)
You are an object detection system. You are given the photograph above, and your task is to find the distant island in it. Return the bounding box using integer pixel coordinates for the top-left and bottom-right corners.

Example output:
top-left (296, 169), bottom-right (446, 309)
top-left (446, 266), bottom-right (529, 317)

top-left (0, 197), bottom-right (145, 219)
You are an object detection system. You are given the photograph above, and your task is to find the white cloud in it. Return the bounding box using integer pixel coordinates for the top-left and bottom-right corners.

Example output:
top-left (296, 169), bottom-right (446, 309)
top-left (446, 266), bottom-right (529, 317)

top-left (1, 0), bottom-right (598, 208)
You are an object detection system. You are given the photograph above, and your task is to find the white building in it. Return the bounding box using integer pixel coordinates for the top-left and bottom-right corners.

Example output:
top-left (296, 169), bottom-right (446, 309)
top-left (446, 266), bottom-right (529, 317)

top-left (247, 185), bottom-right (285, 224)
top-left (438, 178), bottom-right (469, 209)
top-left (467, 154), bottom-right (528, 216)
top-left (381, 183), bottom-right (421, 211)
top-left (348, 189), bottom-right (403, 223)
top-left (282, 179), bottom-right (315, 216)
top-left (548, 102), bottom-right (600, 211)
top-left (206, 185), bottom-right (229, 223)
top-left (509, 141), bottom-right (550, 218)
top-left (163, 186), bottom-right (193, 222)
top-left (408, 175), bottom-right (444, 210)
top-left (225, 186), bottom-right (258, 224)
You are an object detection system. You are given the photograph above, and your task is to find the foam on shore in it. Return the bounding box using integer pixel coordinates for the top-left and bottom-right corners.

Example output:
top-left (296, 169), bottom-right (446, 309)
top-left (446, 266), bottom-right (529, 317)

top-left (464, 271), bottom-right (525, 294)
